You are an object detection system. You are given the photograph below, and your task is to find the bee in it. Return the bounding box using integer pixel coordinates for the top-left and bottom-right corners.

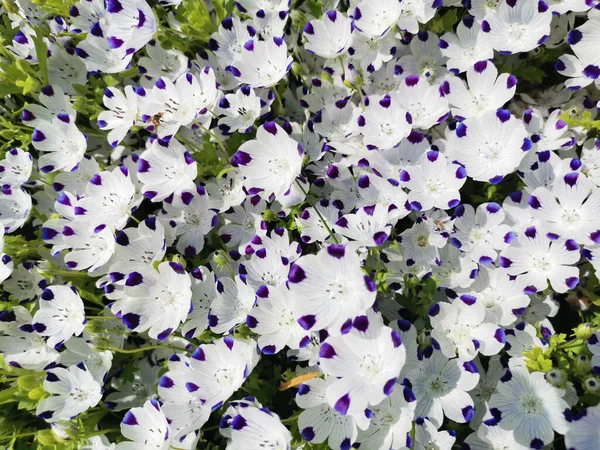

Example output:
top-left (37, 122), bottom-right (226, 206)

top-left (151, 112), bottom-right (163, 131)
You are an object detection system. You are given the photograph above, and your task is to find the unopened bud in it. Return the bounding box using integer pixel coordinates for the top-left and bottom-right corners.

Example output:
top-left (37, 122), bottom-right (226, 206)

top-left (545, 369), bottom-right (566, 388)
top-left (583, 376), bottom-right (600, 393)
top-left (574, 323), bottom-right (593, 340)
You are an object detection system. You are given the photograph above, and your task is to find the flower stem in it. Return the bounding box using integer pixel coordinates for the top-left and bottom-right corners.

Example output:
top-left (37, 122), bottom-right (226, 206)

top-left (295, 180), bottom-right (339, 244)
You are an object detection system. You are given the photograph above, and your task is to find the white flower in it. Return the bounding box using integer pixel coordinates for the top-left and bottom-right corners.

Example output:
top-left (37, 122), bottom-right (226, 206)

top-left (137, 137), bottom-right (197, 202)
top-left (528, 172), bottom-right (600, 245)
top-left (215, 86), bottom-right (262, 134)
top-left (396, 75), bottom-right (450, 130)
top-left (352, 0), bottom-right (402, 37)
top-left (0, 147), bottom-right (33, 187)
top-left (414, 418), bottom-right (456, 450)
top-left (357, 92), bottom-right (412, 150)
top-left (500, 226), bottom-right (580, 294)
top-left (209, 275), bottom-right (256, 334)
top-left (37, 363), bottom-right (102, 422)
top-left (303, 10), bottom-right (353, 59)
top-left (117, 399), bottom-right (171, 450)
top-left (33, 285), bottom-right (86, 349)
top-left (401, 151), bottom-right (467, 212)
top-left (488, 367), bottom-right (569, 448)
top-left (233, 122), bottom-right (303, 199)
top-left (439, 17), bottom-right (494, 73)
top-left (59, 337), bottom-right (113, 383)
top-left (31, 115), bottom-right (87, 173)
top-left (451, 202), bottom-right (515, 265)
top-left (429, 296), bottom-right (506, 361)
top-left (226, 37), bottom-right (292, 88)
top-left (444, 61), bottom-right (517, 119)
top-left (447, 109), bottom-right (531, 184)
top-left (400, 217), bottom-right (447, 265)
top-left (97, 86), bottom-right (142, 147)
top-left (220, 404), bottom-right (292, 450)
top-left (111, 262), bottom-right (192, 340)
top-left (288, 244), bottom-right (377, 334)
top-left (296, 377), bottom-right (360, 449)
top-left (411, 349), bottom-right (479, 427)
top-left (247, 284), bottom-right (308, 354)
top-left (481, 0), bottom-right (552, 54)
top-left (319, 314), bottom-right (406, 417)
top-left (565, 404), bottom-right (600, 450)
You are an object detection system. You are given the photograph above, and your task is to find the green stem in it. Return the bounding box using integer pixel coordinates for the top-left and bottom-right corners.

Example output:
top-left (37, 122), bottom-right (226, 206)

top-left (86, 316), bottom-right (117, 321)
top-left (197, 123), bottom-right (228, 155)
top-left (51, 270), bottom-right (90, 278)
top-left (295, 180), bottom-right (339, 244)
top-left (272, 87), bottom-right (284, 116)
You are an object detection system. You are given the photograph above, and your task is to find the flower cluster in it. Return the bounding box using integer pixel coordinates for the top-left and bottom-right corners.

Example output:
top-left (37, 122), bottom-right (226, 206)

top-left (0, 0), bottom-right (600, 449)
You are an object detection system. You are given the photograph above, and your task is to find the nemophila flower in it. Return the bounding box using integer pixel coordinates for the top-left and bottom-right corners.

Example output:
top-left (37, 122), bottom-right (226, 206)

top-left (102, 217), bottom-right (166, 282)
top-left (243, 248), bottom-right (289, 289)
top-left (32, 285), bottom-right (86, 349)
top-left (336, 205), bottom-right (394, 247)
top-left (528, 172), bottom-right (600, 245)
top-left (162, 337), bottom-right (259, 411)
top-left (295, 200), bottom-right (341, 244)
top-left (348, 31), bottom-right (397, 73)
top-left (481, 0), bottom-right (552, 54)
top-left (444, 61), bottom-right (517, 119)
top-left (21, 85), bottom-right (76, 129)
top-left (357, 385), bottom-right (417, 450)
top-left (451, 202), bottom-right (514, 265)
top-left (97, 86), bottom-right (142, 148)
top-left (500, 226), bottom-right (580, 294)
top-left (0, 306), bottom-right (59, 370)
top-left (219, 196), bottom-right (267, 250)
top-left (414, 418), bottom-right (456, 450)
top-left (461, 267), bottom-right (530, 327)
top-left (3, 261), bottom-right (45, 301)
top-left (220, 403), bottom-right (292, 450)
top-left (226, 37), bottom-right (292, 88)
top-left (439, 17), bottom-right (494, 74)
top-left (532, 109), bottom-right (576, 153)
top-left (105, 0), bottom-right (157, 54)
top-left (401, 151), bottom-right (466, 212)
top-left (76, 34), bottom-right (133, 74)
top-left (181, 266), bottom-right (217, 339)
top-left (206, 172), bottom-right (246, 212)
top-left (215, 86), bottom-right (262, 134)
top-left (42, 219), bottom-right (116, 272)
top-left (137, 137), bottom-right (197, 202)
top-left (565, 404), bottom-right (600, 450)
top-left (356, 174), bottom-right (409, 219)
top-left (105, 358), bottom-right (161, 411)
top-left (0, 147), bottom-right (32, 187)
top-left (138, 40), bottom-right (188, 86)
top-left (117, 399), bottom-right (171, 450)
top-left (77, 167), bottom-right (140, 231)
top-left (352, 0), bottom-right (402, 37)
top-left (396, 76), bottom-right (449, 130)
top-left (209, 16), bottom-right (255, 66)
top-left (162, 186), bottom-right (216, 257)
top-left (111, 262), bottom-right (192, 340)
top-left (357, 92), bottom-right (412, 150)
top-left (556, 19), bottom-right (600, 90)
top-left (447, 110), bottom-right (530, 184)
top-left (248, 227), bottom-right (301, 265)
top-left (588, 331), bottom-right (600, 374)
top-left (31, 115), bottom-right (87, 173)
top-left (235, 0), bottom-right (290, 15)
top-left (505, 322), bottom-right (548, 369)
top-left (366, 132), bottom-right (431, 180)
top-left (150, 69), bottom-right (219, 138)
top-left (209, 275), bottom-right (256, 334)
top-left (400, 216), bottom-right (447, 265)
top-left (488, 367), bottom-right (569, 448)
top-left (287, 244), bottom-right (377, 334)
top-left (53, 155), bottom-right (101, 197)
top-left (37, 364), bottom-right (102, 422)
top-left (59, 337), bottom-right (113, 382)
top-left (396, 0), bottom-right (438, 35)
top-left (233, 122), bottom-right (303, 199)
top-left (395, 31), bottom-right (448, 83)
top-left (429, 296), bottom-right (506, 361)
top-left (69, 0), bottom-right (107, 34)
top-left (464, 419), bottom-right (528, 450)
top-left (319, 315), bottom-right (406, 417)
top-left (432, 244), bottom-right (478, 290)
top-left (247, 285), bottom-right (308, 353)
top-left (47, 45), bottom-right (88, 95)
top-left (251, 9), bottom-right (288, 39)
top-left (81, 435), bottom-right (116, 450)
top-left (411, 349), bottom-right (479, 427)
top-left (295, 377), bottom-right (360, 449)
top-left (303, 10), bottom-right (353, 58)
top-left (0, 185), bottom-right (31, 232)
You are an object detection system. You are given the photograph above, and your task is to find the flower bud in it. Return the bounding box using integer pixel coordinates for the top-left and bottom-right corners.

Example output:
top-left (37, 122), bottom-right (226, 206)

top-left (574, 323), bottom-right (593, 340)
top-left (583, 376), bottom-right (600, 393)
top-left (545, 369), bottom-right (567, 388)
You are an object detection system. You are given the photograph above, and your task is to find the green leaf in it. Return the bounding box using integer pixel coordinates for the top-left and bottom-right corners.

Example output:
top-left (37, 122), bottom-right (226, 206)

top-left (32, 26), bottom-right (49, 86)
